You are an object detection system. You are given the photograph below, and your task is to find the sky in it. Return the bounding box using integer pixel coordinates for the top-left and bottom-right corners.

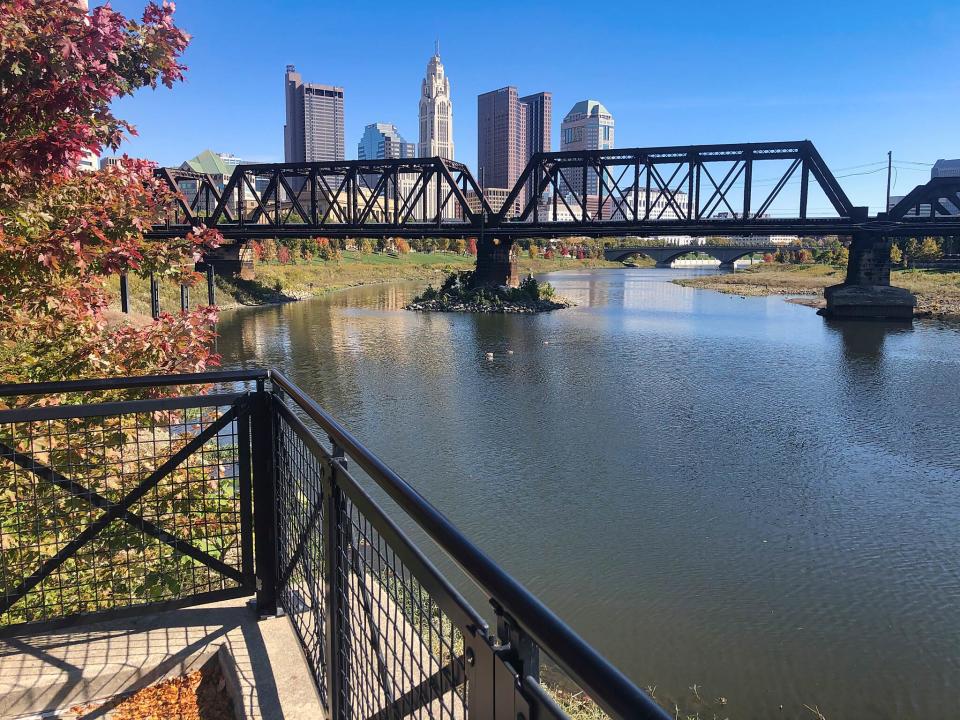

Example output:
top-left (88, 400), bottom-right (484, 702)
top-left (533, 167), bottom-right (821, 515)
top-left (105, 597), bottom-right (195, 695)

top-left (104, 0), bottom-right (959, 214)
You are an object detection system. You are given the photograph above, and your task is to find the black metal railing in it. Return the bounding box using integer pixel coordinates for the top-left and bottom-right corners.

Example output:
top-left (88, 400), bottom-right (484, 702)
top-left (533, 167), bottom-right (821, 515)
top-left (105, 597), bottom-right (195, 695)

top-left (0, 370), bottom-right (669, 720)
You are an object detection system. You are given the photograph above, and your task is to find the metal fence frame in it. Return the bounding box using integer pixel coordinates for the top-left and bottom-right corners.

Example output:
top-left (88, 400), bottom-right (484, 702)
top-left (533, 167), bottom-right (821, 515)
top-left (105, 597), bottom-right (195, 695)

top-left (0, 370), bottom-right (668, 720)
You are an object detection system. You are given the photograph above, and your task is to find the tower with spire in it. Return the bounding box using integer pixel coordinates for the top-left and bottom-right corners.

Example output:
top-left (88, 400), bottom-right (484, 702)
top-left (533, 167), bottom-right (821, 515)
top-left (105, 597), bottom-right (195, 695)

top-left (418, 46), bottom-right (454, 160)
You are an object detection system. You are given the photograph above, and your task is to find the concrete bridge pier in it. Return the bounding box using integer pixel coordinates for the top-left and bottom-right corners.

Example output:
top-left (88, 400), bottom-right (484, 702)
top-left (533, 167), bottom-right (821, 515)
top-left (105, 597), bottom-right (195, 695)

top-left (196, 241), bottom-right (254, 280)
top-left (718, 261), bottom-right (737, 271)
top-left (472, 236), bottom-right (519, 287)
top-left (822, 234), bottom-right (915, 320)
top-left (654, 260), bottom-right (673, 269)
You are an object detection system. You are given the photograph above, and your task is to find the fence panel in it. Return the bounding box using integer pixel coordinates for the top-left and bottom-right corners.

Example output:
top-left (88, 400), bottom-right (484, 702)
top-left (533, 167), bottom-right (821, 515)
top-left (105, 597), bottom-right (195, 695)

top-left (0, 393), bottom-right (253, 629)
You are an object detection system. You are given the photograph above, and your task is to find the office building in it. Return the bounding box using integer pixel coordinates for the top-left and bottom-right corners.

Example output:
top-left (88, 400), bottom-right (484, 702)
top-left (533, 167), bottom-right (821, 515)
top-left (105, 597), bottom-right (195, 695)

top-left (559, 100), bottom-right (614, 197)
top-left (284, 65), bottom-right (344, 163)
top-left (477, 87), bottom-right (527, 191)
top-left (418, 48), bottom-right (454, 160)
top-left (358, 123), bottom-right (416, 160)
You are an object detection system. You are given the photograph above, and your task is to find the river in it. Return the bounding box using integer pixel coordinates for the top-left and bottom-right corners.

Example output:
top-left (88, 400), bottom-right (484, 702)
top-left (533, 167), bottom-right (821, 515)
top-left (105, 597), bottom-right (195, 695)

top-left (216, 268), bottom-right (960, 720)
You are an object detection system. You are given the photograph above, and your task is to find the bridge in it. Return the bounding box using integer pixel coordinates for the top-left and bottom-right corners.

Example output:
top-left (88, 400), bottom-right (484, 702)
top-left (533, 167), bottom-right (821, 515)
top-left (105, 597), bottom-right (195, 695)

top-left (604, 244), bottom-right (781, 268)
top-left (149, 140), bottom-right (960, 319)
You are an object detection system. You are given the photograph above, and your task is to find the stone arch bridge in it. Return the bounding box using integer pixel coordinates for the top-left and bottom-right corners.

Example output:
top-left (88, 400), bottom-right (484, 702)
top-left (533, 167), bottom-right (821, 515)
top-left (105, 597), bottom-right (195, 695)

top-left (604, 244), bottom-right (779, 268)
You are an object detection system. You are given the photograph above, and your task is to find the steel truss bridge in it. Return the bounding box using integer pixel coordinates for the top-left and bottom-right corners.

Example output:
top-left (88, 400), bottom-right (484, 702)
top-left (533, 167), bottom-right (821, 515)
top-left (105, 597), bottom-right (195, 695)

top-left (149, 140), bottom-right (960, 241)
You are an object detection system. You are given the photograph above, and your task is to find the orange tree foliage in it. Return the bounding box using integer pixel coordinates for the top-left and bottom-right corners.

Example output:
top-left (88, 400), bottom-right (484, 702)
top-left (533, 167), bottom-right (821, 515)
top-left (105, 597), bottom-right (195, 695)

top-left (0, 0), bottom-right (222, 387)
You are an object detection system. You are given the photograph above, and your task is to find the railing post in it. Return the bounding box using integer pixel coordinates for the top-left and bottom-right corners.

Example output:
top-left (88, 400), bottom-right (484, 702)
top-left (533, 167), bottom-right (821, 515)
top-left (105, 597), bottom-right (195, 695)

top-left (206, 264), bottom-right (216, 306)
top-left (324, 439), bottom-right (348, 719)
top-left (149, 273), bottom-right (160, 319)
top-left (119, 273), bottom-right (130, 314)
top-left (251, 379), bottom-right (278, 616)
top-left (180, 283), bottom-right (189, 313)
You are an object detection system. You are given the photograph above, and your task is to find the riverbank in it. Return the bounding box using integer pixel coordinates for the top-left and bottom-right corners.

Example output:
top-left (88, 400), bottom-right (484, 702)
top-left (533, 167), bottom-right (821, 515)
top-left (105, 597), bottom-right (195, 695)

top-left (673, 264), bottom-right (960, 318)
top-left (109, 251), bottom-right (621, 316)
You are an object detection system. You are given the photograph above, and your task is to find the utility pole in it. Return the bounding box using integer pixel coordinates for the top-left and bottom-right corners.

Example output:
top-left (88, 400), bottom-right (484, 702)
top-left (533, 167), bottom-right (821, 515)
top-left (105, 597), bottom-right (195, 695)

top-left (886, 150), bottom-right (892, 213)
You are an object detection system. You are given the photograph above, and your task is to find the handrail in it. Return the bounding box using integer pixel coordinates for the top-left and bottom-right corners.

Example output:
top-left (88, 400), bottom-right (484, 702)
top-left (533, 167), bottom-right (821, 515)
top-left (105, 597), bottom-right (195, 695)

top-left (0, 369), bottom-right (268, 398)
top-left (269, 369), bottom-right (669, 720)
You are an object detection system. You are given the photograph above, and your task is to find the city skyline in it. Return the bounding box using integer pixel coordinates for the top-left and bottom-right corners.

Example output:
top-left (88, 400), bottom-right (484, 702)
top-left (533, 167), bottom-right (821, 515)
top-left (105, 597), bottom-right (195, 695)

top-left (104, 0), bottom-right (959, 213)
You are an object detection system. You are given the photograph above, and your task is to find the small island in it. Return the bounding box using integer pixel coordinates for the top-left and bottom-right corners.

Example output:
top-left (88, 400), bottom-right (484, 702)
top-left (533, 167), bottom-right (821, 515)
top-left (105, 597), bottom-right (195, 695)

top-left (406, 271), bottom-right (571, 313)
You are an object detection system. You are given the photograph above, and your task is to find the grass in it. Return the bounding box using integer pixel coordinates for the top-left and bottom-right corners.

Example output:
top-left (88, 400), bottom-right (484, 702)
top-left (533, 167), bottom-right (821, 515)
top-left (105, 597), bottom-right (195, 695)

top-left (104, 251), bottom-right (623, 316)
top-left (673, 262), bottom-right (960, 317)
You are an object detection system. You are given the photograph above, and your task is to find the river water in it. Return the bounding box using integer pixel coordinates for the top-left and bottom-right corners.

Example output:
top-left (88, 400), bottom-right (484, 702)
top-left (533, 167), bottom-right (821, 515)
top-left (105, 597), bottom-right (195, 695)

top-left (216, 268), bottom-right (960, 720)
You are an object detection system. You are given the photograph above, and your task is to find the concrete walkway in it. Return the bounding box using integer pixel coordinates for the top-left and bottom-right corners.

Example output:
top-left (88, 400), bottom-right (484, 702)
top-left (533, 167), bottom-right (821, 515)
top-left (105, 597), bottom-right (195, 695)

top-left (0, 596), bottom-right (324, 720)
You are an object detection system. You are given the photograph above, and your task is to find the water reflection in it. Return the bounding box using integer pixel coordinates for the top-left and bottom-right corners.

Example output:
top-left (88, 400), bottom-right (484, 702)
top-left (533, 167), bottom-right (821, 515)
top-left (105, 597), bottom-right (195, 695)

top-left (216, 269), bottom-right (960, 720)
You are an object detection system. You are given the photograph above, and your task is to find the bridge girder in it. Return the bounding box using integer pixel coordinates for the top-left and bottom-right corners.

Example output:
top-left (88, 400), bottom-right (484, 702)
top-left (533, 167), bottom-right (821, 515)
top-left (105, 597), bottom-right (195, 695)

top-left (147, 142), bottom-right (960, 241)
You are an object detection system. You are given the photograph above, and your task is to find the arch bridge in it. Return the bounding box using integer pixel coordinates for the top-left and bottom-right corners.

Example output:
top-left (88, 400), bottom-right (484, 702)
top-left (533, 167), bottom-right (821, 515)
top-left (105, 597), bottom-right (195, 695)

top-left (604, 244), bottom-right (781, 268)
top-left (148, 141), bottom-right (960, 319)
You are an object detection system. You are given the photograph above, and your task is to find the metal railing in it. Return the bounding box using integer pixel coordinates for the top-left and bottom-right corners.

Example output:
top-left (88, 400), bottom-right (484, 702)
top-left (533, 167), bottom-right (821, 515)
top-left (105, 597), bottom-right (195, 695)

top-left (0, 370), bottom-right (668, 720)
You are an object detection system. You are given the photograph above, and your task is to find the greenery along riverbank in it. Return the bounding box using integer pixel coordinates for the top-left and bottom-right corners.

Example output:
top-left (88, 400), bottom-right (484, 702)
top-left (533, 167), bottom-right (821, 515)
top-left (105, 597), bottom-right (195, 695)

top-left (673, 264), bottom-right (960, 318)
top-left (109, 250), bottom-right (621, 316)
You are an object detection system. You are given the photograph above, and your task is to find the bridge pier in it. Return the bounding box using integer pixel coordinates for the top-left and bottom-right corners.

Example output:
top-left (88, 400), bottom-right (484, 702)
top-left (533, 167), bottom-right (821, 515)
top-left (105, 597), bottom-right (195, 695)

top-left (718, 261), bottom-right (736, 271)
top-left (196, 241), bottom-right (254, 281)
top-left (822, 234), bottom-right (915, 320)
top-left (654, 260), bottom-right (673, 269)
top-left (472, 236), bottom-right (519, 287)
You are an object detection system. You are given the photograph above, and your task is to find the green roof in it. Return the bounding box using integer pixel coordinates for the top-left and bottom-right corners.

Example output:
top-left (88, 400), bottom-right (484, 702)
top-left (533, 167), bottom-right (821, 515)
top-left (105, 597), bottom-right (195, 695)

top-left (183, 149), bottom-right (231, 176)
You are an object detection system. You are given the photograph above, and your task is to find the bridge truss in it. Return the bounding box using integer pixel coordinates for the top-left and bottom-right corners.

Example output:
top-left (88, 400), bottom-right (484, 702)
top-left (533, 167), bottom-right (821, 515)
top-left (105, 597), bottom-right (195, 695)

top-left (149, 142), bottom-right (960, 241)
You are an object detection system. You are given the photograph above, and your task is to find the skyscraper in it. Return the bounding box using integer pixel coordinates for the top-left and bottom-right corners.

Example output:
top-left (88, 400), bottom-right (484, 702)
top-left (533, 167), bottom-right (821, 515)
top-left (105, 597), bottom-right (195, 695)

top-left (560, 100), bottom-right (614, 197)
top-left (519, 92), bottom-right (551, 203)
top-left (519, 92), bottom-right (552, 158)
top-left (418, 48), bottom-right (454, 160)
top-left (477, 87), bottom-right (527, 191)
top-left (284, 65), bottom-right (345, 163)
top-left (358, 123), bottom-right (415, 160)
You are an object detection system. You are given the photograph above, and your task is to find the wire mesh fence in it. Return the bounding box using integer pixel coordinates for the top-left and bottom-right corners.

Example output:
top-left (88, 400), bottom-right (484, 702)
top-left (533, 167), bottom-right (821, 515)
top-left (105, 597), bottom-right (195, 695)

top-left (0, 371), bottom-right (667, 719)
top-left (275, 405), bottom-right (469, 719)
top-left (0, 394), bottom-right (253, 628)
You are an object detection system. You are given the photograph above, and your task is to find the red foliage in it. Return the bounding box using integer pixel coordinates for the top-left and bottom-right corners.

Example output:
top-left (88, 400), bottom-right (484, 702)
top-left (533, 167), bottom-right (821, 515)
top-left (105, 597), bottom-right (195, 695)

top-left (277, 246), bottom-right (291, 264)
top-left (0, 0), bottom-right (221, 388)
top-left (467, 238), bottom-right (477, 256)
top-left (249, 240), bottom-right (264, 261)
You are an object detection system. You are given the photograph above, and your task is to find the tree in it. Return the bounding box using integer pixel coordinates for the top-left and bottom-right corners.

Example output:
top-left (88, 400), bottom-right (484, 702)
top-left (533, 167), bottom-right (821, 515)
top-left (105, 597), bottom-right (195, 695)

top-left (260, 238), bottom-right (278, 262)
top-left (467, 238), bottom-right (477, 256)
top-left (0, 0), bottom-right (220, 386)
top-left (528, 243), bottom-right (540, 259)
top-left (890, 243), bottom-right (903, 265)
top-left (918, 237), bottom-right (942, 262)
top-left (453, 239), bottom-right (466, 255)
top-left (396, 238), bottom-right (411, 254)
top-left (905, 238), bottom-right (921, 265)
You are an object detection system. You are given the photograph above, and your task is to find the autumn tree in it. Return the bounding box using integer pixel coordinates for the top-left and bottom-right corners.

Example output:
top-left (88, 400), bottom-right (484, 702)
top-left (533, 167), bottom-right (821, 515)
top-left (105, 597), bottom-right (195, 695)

top-left (890, 243), bottom-right (903, 265)
top-left (0, 0), bottom-right (221, 386)
top-left (918, 237), bottom-right (942, 262)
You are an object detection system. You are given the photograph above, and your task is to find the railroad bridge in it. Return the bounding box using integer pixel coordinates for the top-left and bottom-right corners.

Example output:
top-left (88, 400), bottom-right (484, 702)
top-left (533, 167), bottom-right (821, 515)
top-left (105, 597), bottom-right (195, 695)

top-left (149, 140), bottom-right (960, 319)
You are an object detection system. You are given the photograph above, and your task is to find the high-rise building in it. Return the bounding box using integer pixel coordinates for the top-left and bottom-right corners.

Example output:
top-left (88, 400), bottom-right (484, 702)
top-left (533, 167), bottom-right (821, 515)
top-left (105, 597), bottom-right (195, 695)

top-left (519, 92), bottom-right (552, 158)
top-left (477, 87), bottom-right (527, 191)
top-left (284, 65), bottom-right (344, 163)
top-left (520, 92), bottom-right (551, 203)
top-left (418, 48), bottom-right (454, 160)
top-left (358, 123), bottom-right (416, 160)
top-left (559, 100), bottom-right (614, 198)
top-left (477, 88), bottom-right (551, 214)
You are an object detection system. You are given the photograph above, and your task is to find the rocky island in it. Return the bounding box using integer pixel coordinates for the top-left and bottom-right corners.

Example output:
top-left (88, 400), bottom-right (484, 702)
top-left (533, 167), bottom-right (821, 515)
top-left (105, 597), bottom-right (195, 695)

top-left (406, 271), bottom-right (571, 313)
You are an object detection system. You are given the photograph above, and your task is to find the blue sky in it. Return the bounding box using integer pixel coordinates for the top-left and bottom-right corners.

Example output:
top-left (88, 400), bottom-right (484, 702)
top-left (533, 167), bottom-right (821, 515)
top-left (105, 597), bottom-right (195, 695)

top-left (105, 0), bottom-right (958, 213)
